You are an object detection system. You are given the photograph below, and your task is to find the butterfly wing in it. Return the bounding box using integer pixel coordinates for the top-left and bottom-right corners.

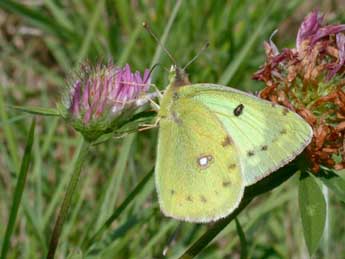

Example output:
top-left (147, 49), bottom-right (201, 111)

top-left (155, 97), bottom-right (244, 223)
top-left (177, 83), bottom-right (313, 186)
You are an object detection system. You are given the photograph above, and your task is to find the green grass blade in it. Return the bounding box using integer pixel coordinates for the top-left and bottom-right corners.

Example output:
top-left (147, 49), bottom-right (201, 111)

top-left (83, 168), bottom-right (154, 250)
top-left (22, 199), bottom-right (47, 254)
top-left (41, 117), bottom-right (60, 156)
top-left (138, 220), bottom-right (178, 258)
top-left (235, 218), bottom-right (247, 259)
top-left (0, 114), bottom-right (29, 127)
top-left (217, 189), bottom-right (295, 258)
top-left (117, 24), bottom-right (142, 66)
top-left (150, 0), bottom-right (183, 70)
top-left (178, 164), bottom-right (298, 258)
top-left (47, 140), bottom-right (90, 258)
top-left (1, 118), bottom-right (36, 259)
top-left (43, 0), bottom-right (74, 31)
top-left (10, 105), bottom-right (60, 117)
top-left (42, 137), bottom-right (84, 228)
top-left (218, 1), bottom-right (274, 85)
top-left (178, 198), bottom-right (252, 259)
top-left (0, 86), bottom-right (20, 171)
top-left (76, 0), bottom-right (105, 63)
top-left (95, 135), bottom-right (136, 229)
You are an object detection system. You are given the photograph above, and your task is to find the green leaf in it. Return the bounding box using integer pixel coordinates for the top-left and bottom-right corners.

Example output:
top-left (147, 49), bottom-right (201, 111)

top-left (92, 111), bottom-right (156, 145)
top-left (299, 171), bottom-right (326, 256)
top-left (317, 169), bottom-right (345, 203)
top-left (235, 218), bottom-right (247, 259)
top-left (10, 105), bottom-right (60, 117)
top-left (1, 119), bottom-right (36, 259)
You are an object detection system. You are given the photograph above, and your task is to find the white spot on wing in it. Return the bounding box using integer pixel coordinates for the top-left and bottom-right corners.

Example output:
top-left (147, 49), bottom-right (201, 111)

top-left (199, 157), bottom-right (208, 166)
top-left (197, 154), bottom-right (213, 169)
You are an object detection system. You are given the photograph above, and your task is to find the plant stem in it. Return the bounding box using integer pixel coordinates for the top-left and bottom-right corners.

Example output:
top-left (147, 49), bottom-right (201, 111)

top-left (46, 139), bottom-right (90, 259)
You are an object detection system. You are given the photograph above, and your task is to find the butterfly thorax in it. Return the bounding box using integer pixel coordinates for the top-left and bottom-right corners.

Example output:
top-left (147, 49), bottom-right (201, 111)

top-left (158, 66), bottom-right (190, 119)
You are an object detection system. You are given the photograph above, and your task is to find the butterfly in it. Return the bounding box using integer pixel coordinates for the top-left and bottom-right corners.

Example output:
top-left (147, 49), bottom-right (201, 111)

top-left (154, 65), bottom-right (313, 223)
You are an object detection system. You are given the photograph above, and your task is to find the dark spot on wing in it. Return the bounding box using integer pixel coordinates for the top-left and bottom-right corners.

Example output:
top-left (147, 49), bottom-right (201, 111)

top-left (200, 195), bottom-right (207, 203)
top-left (228, 163), bottom-right (237, 170)
top-left (173, 92), bottom-right (179, 100)
top-left (261, 145), bottom-right (268, 151)
top-left (172, 111), bottom-right (182, 124)
top-left (186, 195), bottom-right (193, 202)
top-left (282, 108), bottom-right (289, 115)
top-left (223, 181), bottom-right (231, 187)
top-left (170, 189), bottom-right (175, 195)
top-left (234, 104), bottom-right (244, 116)
top-left (222, 135), bottom-right (233, 147)
top-left (271, 103), bottom-right (277, 107)
top-left (247, 150), bottom-right (255, 157)
top-left (280, 129), bottom-right (287, 135)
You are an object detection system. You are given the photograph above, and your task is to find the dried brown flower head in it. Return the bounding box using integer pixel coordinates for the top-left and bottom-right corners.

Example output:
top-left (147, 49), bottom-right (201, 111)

top-left (253, 11), bottom-right (345, 172)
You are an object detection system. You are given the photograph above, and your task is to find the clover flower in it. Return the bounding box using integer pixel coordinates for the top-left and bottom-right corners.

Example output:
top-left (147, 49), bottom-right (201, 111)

top-left (60, 62), bottom-right (151, 141)
top-left (253, 11), bottom-right (345, 172)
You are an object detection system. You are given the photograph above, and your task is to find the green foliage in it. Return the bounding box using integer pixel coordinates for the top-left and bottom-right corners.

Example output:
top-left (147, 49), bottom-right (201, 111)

top-left (318, 169), bottom-right (345, 203)
top-left (299, 171), bottom-right (326, 256)
top-left (1, 119), bottom-right (35, 259)
top-left (1, 0), bottom-right (345, 258)
top-left (235, 218), bottom-right (247, 259)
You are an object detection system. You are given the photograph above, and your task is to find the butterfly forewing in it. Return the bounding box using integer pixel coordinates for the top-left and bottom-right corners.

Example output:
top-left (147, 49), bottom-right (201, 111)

top-left (178, 84), bottom-right (313, 186)
top-left (155, 98), bottom-right (244, 222)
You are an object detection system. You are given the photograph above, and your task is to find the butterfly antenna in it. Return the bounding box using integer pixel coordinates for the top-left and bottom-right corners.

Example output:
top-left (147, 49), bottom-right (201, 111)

top-left (146, 63), bottom-right (164, 98)
top-left (146, 63), bottom-right (160, 81)
top-left (183, 41), bottom-right (209, 70)
top-left (148, 63), bottom-right (170, 73)
top-left (142, 21), bottom-right (177, 65)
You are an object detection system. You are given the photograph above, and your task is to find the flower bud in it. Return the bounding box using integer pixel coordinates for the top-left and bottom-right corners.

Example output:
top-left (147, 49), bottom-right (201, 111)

top-left (60, 62), bottom-right (151, 141)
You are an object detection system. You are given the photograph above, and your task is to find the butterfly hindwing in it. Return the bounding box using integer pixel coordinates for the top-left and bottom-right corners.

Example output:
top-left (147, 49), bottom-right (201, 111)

top-left (155, 97), bottom-right (244, 222)
top-left (176, 83), bottom-right (313, 186)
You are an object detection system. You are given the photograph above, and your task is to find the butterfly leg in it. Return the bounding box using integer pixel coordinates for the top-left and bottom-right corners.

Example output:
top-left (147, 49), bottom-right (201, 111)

top-left (147, 83), bottom-right (164, 111)
top-left (148, 96), bottom-right (160, 111)
top-left (139, 117), bottom-right (160, 131)
top-left (150, 83), bottom-right (163, 99)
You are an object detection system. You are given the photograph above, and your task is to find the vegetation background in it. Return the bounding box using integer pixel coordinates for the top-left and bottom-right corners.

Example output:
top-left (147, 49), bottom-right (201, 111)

top-left (0, 0), bottom-right (345, 258)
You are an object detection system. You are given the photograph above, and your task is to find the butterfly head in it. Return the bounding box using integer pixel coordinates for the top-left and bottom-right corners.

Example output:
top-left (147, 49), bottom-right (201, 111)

top-left (169, 65), bottom-right (190, 88)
